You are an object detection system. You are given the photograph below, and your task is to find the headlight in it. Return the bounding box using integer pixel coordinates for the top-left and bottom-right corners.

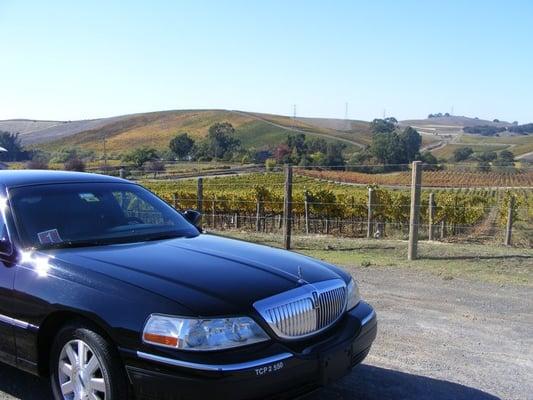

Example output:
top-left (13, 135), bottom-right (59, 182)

top-left (142, 314), bottom-right (270, 351)
top-left (346, 279), bottom-right (361, 311)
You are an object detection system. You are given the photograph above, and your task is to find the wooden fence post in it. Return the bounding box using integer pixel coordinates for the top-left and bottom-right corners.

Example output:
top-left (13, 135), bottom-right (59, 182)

top-left (283, 165), bottom-right (293, 250)
top-left (211, 197), bottom-right (216, 228)
top-left (304, 190), bottom-right (310, 235)
top-left (173, 193), bottom-right (179, 209)
top-left (196, 177), bottom-right (203, 229)
top-left (119, 168), bottom-right (125, 179)
top-left (440, 220), bottom-right (446, 239)
top-left (256, 196), bottom-right (262, 232)
top-left (428, 193), bottom-right (435, 241)
top-left (196, 178), bottom-right (203, 213)
top-left (408, 161), bottom-right (422, 260)
top-left (504, 195), bottom-right (515, 246)
top-left (367, 188), bottom-right (374, 238)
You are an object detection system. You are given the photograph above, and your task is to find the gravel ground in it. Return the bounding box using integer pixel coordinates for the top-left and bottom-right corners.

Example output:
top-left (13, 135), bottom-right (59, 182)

top-left (0, 265), bottom-right (531, 400)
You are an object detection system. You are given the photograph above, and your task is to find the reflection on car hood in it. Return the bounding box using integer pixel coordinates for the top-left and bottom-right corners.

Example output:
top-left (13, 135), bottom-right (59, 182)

top-left (46, 234), bottom-right (346, 315)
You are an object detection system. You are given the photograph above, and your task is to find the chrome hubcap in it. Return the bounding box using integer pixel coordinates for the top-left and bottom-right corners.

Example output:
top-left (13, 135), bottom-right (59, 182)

top-left (58, 340), bottom-right (107, 400)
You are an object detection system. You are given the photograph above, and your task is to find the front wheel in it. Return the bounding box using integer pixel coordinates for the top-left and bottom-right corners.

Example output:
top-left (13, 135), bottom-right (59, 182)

top-left (50, 323), bottom-right (129, 400)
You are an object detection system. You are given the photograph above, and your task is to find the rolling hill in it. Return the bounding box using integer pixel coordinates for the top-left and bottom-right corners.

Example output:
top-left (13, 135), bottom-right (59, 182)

top-left (0, 110), bottom-right (371, 156)
top-left (0, 111), bottom-right (531, 160)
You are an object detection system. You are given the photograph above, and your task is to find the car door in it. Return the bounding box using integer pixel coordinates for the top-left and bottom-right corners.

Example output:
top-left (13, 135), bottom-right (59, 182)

top-left (0, 212), bottom-right (16, 366)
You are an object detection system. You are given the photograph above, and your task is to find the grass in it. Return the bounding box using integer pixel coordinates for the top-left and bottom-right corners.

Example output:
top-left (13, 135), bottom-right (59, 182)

top-left (216, 232), bottom-right (533, 286)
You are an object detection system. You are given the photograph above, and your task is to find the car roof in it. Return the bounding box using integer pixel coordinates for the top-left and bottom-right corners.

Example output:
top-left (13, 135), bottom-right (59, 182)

top-left (0, 170), bottom-right (129, 188)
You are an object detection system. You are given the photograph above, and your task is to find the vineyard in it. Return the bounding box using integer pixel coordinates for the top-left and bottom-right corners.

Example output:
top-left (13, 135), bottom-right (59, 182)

top-left (295, 168), bottom-right (533, 188)
top-left (142, 172), bottom-right (532, 247)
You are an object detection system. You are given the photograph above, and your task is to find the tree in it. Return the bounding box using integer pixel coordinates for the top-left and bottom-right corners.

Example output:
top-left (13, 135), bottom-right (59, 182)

top-left (306, 138), bottom-right (328, 154)
top-left (399, 127), bottom-right (421, 162)
top-left (145, 160), bottom-right (166, 177)
top-left (64, 158), bottom-right (86, 172)
top-left (370, 118), bottom-right (397, 134)
top-left (169, 133), bottom-right (195, 160)
top-left (509, 123), bottom-right (533, 134)
top-left (325, 143), bottom-right (346, 168)
top-left (477, 161), bottom-right (491, 172)
top-left (207, 122), bottom-right (240, 159)
top-left (477, 151), bottom-right (497, 162)
top-left (463, 125), bottom-right (505, 136)
top-left (122, 147), bottom-right (159, 168)
top-left (0, 131), bottom-right (29, 161)
top-left (371, 131), bottom-right (401, 165)
top-left (419, 151), bottom-right (438, 165)
top-left (273, 143), bottom-right (291, 163)
top-left (494, 150), bottom-right (515, 168)
top-left (499, 150), bottom-right (515, 163)
top-left (453, 147), bottom-right (474, 162)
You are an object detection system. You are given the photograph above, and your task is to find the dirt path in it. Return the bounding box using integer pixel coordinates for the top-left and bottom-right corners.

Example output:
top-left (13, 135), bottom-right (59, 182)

top-left (0, 266), bottom-right (531, 399)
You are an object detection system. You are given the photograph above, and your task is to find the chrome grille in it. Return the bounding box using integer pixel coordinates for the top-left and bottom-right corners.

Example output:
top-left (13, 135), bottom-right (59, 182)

top-left (253, 279), bottom-right (347, 339)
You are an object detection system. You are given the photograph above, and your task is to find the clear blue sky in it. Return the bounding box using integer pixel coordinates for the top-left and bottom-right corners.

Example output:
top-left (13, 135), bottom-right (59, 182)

top-left (1, 0), bottom-right (532, 122)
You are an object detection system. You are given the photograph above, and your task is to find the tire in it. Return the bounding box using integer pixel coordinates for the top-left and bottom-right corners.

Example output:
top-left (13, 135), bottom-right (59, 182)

top-left (50, 322), bottom-right (129, 400)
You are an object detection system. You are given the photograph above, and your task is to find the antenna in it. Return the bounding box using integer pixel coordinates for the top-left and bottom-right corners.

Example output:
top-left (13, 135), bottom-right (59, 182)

top-left (345, 102), bottom-right (349, 120)
top-left (292, 104), bottom-right (297, 129)
top-left (383, 108), bottom-right (386, 119)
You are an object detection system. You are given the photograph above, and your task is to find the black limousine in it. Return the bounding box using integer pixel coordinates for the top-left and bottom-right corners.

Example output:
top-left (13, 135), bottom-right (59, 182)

top-left (0, 170), bottom-right (376, 400)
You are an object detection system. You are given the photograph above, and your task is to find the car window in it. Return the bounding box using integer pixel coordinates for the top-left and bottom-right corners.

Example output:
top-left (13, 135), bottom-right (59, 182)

top-left (113, 191), bottom-right (166, 225)
top-left (0, 208), bottom-right (12, 255)
top-left (9, 182), bottom-right (198, 250)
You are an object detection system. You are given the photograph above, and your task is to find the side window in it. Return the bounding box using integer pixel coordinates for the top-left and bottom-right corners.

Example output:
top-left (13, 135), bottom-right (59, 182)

top-left (0, 214), bottom-right (12, 256)
top-left (113, 191), bottom-right (166, 225)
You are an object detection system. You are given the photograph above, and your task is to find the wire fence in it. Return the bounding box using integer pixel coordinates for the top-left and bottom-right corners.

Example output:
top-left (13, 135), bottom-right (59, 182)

top-left (93, 162), bottom-right (532, 251)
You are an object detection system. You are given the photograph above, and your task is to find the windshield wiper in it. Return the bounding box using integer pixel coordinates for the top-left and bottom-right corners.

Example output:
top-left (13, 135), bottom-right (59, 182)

top-left (38, 240), bottom-right (111, 250)
top-left (37, 232), bottom-right (187, 250)
top-left (142, 232), bottom-right (187, 242)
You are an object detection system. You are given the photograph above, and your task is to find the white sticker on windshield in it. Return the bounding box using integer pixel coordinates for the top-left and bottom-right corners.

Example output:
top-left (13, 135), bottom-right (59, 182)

top-left (79, 193), bottom-right (100, 202)
top-left (38, 229), bottom-right (63, 245)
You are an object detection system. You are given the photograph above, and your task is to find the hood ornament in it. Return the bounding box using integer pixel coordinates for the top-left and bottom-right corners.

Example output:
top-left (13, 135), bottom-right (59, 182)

top-left (297, 266), bottom-right (305, 284)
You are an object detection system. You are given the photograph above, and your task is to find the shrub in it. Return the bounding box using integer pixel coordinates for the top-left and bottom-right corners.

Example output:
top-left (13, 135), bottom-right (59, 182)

top-left (64, 158), bottom-right (86, 172)
top-left (25, 159), bottom-right (49, 170)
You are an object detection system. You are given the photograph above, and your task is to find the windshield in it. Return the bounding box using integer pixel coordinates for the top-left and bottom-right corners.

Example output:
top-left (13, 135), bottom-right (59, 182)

top-left (8, 182), bottom-right (199, 250)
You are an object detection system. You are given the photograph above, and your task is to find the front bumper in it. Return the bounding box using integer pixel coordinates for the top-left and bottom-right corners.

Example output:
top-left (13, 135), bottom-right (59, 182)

top-left (122, 301), bottom-right (377, 400)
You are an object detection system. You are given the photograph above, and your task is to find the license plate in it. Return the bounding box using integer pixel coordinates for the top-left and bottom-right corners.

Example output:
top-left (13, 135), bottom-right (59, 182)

top-left (320, 345), bottom-right (353, 385)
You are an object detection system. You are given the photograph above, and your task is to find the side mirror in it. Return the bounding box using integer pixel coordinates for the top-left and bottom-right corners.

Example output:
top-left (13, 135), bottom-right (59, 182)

top-left (0, 236), bottom-right (12, 256)
top-left (183, 210), bottom-right (202, 230)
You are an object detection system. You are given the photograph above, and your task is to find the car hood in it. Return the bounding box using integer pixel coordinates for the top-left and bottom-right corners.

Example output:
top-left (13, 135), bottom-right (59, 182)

top-left (44, 234), bottom-right (346, 315)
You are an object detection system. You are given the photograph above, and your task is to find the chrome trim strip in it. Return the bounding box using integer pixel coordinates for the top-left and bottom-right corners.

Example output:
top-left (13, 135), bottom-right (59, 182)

top-left (0, 313), bottom-right (39, 331)
top-left (361, 309), bottom-right (376, 326)
top-left (136, 351), bottom-right (293, 372)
